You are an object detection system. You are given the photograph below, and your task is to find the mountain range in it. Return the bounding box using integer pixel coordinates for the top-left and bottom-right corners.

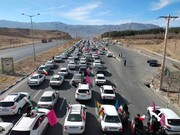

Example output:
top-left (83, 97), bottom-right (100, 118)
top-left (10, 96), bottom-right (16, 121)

top-left (0, 20), bottom-right (159, 37)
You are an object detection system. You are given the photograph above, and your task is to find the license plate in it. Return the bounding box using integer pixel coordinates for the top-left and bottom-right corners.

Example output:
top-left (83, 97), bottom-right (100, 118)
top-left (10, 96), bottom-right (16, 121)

top-left (2, 108), bottom-right (9, 112)
top-left (69, 126), bottom-right (78, 128)
top-left (109, 127), bottom-right (118, 131)
top-left (105, 96), bottom-right (113, 99)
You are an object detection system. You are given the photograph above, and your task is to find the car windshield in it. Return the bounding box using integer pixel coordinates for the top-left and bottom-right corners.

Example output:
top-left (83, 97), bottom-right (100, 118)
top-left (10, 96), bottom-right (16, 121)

top-left (0, 102), bottom-right (14, 107)
top-left (168, 119), bottom-right (180, 126)
top-left (31, 76), bottom-right (38, 79)
top-left (97, 76), bottom-right (105, 79)
top-left (10, 130), bottom-right (30, 135)
top-left (40, 97), bottom-right (52, 102)
top-left (60, 69), bottom-right (66, 72)
top-left (104, 90), bottom-right (114, 94)
top-left (78, 89), bottom-right (89, 93)
top-left (51, 77), bottom-right (60, 81)
top-left (105, 116), bottom-right (120, 123)
top-left (67, 114), bottom-right (82, 122)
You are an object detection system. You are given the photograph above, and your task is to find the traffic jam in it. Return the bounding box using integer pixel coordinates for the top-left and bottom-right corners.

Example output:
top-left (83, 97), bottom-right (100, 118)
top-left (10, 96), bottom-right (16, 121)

top-left (0, 39), bottom-right (180, 135)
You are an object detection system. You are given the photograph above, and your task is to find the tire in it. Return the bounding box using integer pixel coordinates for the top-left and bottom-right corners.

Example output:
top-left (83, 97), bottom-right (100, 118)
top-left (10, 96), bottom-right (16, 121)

top-left (17, 108), bottom-right (22, 115)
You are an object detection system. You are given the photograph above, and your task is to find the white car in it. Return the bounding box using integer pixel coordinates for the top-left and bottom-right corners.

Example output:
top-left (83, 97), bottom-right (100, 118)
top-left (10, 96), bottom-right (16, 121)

top-left (45, 60), bottom-right (55, 69)
top-left (147, 106), bottom-right (180, 135)
top-left (49, 75), bottom-right (64, 87)
top-left (99, 105), bottom-right (123, 133)
top-left (27, 73), bottom-right (46, 86)
top-left (37, 91), bottom-right (59, 109)
top-left (0, 92), bottom-right (30, 116)
top-left (68, 57), bottom-right (75, 62)
top-left (100, 85), bottom-right (116, 100)
top-left (75, 84), bottom-right (92, 100)
top-left (79, 60), bottom-right (87, 67)
top-left (58, 67), bottom-right (69, 77)
top-left (10, 108), bottom-right (50, 135)
top-left (106, 52), bottom-right (113, 57)
top-left (54, 55), bottom-right (62, 62)
top-left (94, 74), bottom-right (106, 85)
top-left (64, 104), bottom-right (87, 134)
top-left (80, 58), bottom-right (86, 62)
top-left (0, 122), bottom-right (13, 135)
top-left (68, 60), bottom-right (77, 70)
top-left (60, 53), bottom-right (67, 59)
top-left (93, 60), bottom-right (101, 68)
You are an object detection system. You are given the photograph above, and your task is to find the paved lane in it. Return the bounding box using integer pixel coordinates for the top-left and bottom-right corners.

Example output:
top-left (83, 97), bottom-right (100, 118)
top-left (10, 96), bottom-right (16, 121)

top-left (0, 40), bottom-right (66, 62)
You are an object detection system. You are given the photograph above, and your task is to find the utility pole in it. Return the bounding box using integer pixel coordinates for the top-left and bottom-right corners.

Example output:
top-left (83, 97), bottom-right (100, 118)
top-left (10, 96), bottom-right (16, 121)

top-left (159, 15), bottom-right (178, 90)
top-left (55, 23), bottom-right (59, 50)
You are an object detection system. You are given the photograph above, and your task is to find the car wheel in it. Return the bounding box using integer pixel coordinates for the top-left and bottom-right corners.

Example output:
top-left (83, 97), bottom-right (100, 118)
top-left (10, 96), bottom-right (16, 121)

top-left (17, 108), bottom-right (22, 115)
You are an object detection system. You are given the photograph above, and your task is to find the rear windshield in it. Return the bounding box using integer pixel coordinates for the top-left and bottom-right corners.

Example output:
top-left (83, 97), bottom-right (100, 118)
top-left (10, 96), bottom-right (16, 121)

top-left (0, 102), bottom-right (14, 107)
top-left (97, 77), bottom-right (105, 79)
top-left (105, 116), bottom-right (120, 123)
top-left (40, 97), bottom-right (52, 102)
top-left (51, 77), bottom-right (60, 81)
top-left (31, 76), bottom-right (38, 79)
top-left (104, 90), bottom-right (114, 94)
top-left (10, 130), bottom-right (30, 135)
top-left (60, 69), bottom-right (66, 72)
top-left (78, 90), bottom-right (89, 93)
top-left (67, 114), bottom-right (82, 122)
top-left (168, 119), bottom-right (180, 126)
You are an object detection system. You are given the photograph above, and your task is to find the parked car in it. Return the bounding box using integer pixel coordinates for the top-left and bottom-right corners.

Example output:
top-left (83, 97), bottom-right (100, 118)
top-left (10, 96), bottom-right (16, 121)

top-left (68, 60), bottom-right (77, 70)
top-left (94, 74), bottom-right (106, 85)
top-left (37, 91), bottom-right (59, 109)
top-left (147, 106), bottom-right (180, 135)
top-left (45, 60), bottom-right (55, 69)
top-left (99, 105), bottom-right (123, 133)
top-left (54, 55), bottom-right (62, 62)
top-left (147, 59), bottom-right (160, 67)
top-left (27, 73), bottom-right (46, 86)
top-left (70, 73), bottom-right (84, 87)
top-left (0, 92), bottom-right (30, 116)
top-left (9, 108), bottom-right (50, 135)
top-left (0, 122), bottom-right (13, 135)
top-left (106, 52), bottom-right (113, 57)
top-left (49, 75), bottom-right (64, 87)
top-left (75, 84), bottom-right (92, 100)
top-left (100, 85), bottom-right (116, 100)
top-left (64, 104), bottom-right (87, 134)
top-left (37, 64), bottom-right (50, 74)
top-left (58, 67), bottom-right (69, 77)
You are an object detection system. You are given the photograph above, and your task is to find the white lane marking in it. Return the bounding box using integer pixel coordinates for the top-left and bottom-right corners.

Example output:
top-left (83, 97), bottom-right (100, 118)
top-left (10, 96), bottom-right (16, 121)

top-left (113, 79), bottom-right (117, 86)
top-left (33, 90), bottom-right (42, 99)
top-left (116, 57), bottom-right (121, 61)
top-left (60, 98), bottom-right (65, 110)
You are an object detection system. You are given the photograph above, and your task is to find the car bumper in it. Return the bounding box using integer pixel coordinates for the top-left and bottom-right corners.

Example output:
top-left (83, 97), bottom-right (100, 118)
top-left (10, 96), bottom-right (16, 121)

top-left (27, 82), bottom-right (39, 86)
top-left (64, 129), bottom-right (84, 134)
top-left (165, 129), bottom-right (180, 135)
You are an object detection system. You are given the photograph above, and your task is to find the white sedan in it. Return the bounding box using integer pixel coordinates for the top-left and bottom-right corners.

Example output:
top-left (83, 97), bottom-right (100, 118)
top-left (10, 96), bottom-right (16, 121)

top-left (100, 85), bottom-right (116, 100)
top-left (68, 60), bottom-right (77, 70)
top-left (27, 73), bottom-right (46, 86)
top-left (49, 75), bottom-right (64, 87)
top-left (58, 67), bottom-right (69, 77)
top-left (99, 105), bottom-right (123, 133)
top-left (64, 104), bottom-right (87, 134)
top-left (93, 60), bottom-right (101, 68)
top-left (0, 122), bottom-right (13, 134)
top-left (106, 52), bottom-right (113, 57)
top-left (94, 74), bottom-right (106, 85)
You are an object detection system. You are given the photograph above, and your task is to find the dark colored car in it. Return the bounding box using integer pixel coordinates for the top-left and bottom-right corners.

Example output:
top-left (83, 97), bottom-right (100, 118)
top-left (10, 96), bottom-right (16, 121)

top-left (95, 64), bottom-right (106, 74)
top-left (147, 59), bottom-right (160, 67)
top-left (70, 73), bottom-right (84, 87)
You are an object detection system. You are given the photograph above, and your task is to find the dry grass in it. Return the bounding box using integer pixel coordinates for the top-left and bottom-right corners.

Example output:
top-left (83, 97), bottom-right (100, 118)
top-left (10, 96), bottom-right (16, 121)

top-left (0, 39), bottom-right (77, 91)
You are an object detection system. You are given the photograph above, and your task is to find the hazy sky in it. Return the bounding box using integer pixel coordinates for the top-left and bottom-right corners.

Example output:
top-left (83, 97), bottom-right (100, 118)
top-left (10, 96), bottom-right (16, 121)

top-left (0, 0), bottom-right (180, 26)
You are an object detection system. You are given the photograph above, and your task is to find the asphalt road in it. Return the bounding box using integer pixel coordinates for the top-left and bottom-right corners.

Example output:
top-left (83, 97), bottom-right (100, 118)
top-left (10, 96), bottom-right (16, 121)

top-left (0, 41), bottom-right (179, 135)
top-left (0, 40), bottom-right (66, 62)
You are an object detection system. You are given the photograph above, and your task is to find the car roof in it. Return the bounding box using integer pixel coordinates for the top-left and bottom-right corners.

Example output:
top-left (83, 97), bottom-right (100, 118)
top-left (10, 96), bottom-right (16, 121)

top-left (52, 75), bottom-right (60, 78)
top-left (160, 108), bottom-right (180, 119)
top-left (31, 73), bottom-right (39, 77)
top-left (2, 94), bottom-right (19, 102)
top-left (78, 84), bottom-right (89, 89)
top-left (39, 65), bottom-right (46, 68)
top-left (102, 85), bottom-right (113, 90)
top-left (70, 104), bottom-right (82, 114)
top-left (101, 105), bottom-right (118, 116)
top-left (60, 68), bottom-right (67, 70)
top-left (97, 74), bottom-right (104, 77)
top-left (41, 91), bottom-right (54, 97)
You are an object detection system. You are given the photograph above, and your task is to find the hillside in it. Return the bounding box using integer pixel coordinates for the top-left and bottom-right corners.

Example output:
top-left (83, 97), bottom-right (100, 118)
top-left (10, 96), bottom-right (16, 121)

top-left (0, 20), bottom-right (159, 37)
top-left (0, 28), bottom-right (72, 49)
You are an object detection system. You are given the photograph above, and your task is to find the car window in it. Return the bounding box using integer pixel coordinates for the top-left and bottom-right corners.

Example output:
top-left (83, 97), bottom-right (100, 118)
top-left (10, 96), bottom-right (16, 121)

top-left (0, 102), bottom-right (14, 107)
top-left (9, 130), bottom-right (30, 135)
top-left (74, 75), bottom-right (81, 79)
top-left (78, 90), bottom-right (89, 93)
top-left (168, 119), bottom-right (180, 126)
top-left (40, 97), bottom-right (52, 102)
top-left (33, 115), bottom-right (45, 130)
top-left (104, 90), bottom-right (114, 94)
top-left (154, 110), bottom-right (161, 115)
top-left (31, 75), bottom-right (38, 79)
top-left (51, 77), bottom-right (59, 81)
top-left (19, 94), bottom-right (26, 99)
top-left (67, 114), bottom-right (82, 122)
top-left (97, 76), bottom-right (104, 79)
top-left (105, 116), bottom-right (120, 123)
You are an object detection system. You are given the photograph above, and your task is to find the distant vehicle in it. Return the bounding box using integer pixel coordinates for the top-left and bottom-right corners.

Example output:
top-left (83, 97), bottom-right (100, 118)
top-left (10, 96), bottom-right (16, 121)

top-left (100, 85), bottom-right (116, 100)
top-left (75, 84), bottom-right (92, 100)
top-left (0, 122), bottom-right (13, 135)
top-left (37, 91), bottom-right (59, 109)
top-left (0, 92), bottom-right (30, 116)
top-left (27, 73), bottom-right (46, 86)
top-left (94, 74), bottom-right (106, 85)
top-left (49, 75), bottom-right (64, 87)
top-left (106, 52), bottom-right (113, 57)
top-left (41, 38), bottom-right (48, 43)
top-left (45, 60), bottom-right (55, 69)
top-left (147, 106), bottom-right (180, 135)
top-left (99, 105), bottom-right (123, 133)
top-left (54, 55), bottom-right (62, 62)
top-left (64, 104), bottom-right (87, 134)
top-left (58, 67), bottom-right (69, 77)
top-left (37, 64), bottom-right (50, 75)
top-left (68, 60), bottom-right (77, 70)
top-left (94, 64), bottom-right (106, 74)
top-left (147, 59), bottom-right (160, 67)
top-left (48, 38), bottom-right (52, 42)
top-left (10, 108), bottom-right (50, 135)
top-left (70, 73), bottom-right (84, 87)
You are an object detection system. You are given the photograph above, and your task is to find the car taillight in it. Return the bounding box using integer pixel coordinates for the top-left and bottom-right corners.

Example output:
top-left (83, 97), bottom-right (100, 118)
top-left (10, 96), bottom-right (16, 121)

top-left (11, 105), bottom-right (17, 110)
top-left (80, 126), bottom-right (84, 130)
top-left (64, 126), bottom-right (67, 130)
top-left (166, 125), bottom-right (171, 129)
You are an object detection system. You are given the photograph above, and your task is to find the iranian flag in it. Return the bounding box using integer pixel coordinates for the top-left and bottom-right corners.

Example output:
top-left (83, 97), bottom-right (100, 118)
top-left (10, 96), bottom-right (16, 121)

top-left (118, 105), bottom-right (124, 114)
top-left (24, 98), bottom-right (33, 107)
top-left (42, 69), bottom-right (48, 75)
top-left (130, 117), bottom-right (135, 133)
top-left (67, 101), bottom-right (71, 110)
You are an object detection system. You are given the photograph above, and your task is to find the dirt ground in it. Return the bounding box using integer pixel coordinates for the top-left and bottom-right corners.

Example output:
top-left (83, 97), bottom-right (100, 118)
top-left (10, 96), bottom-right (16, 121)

top-left (0, 39), bottom-right (78, 91)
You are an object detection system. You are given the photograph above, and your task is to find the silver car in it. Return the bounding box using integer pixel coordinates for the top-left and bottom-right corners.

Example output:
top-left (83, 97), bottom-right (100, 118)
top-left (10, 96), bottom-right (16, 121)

top-left (49, 75), bottom-right (64, 87)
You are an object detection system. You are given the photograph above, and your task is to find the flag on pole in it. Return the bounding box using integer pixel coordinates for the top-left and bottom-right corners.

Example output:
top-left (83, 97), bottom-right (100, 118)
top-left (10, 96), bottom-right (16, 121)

top-left (160, 114), bottom-right (166, 126)
top-left (115, 99), bottom-right (119, 111)
top-left (42, 69), bottom-right (48, 75)
top-left (67, 101), bottom-right (71, 110)
top-left (118, 105), bottom-right (124, 114)
top-left (130, 117), bottom-right (135, 133)
top-left (46, 109), bottom-right (58, 126)
top-left (139, 115), bottom-right (146, 121)
top-left (152, 101), bottom-right (156, 112)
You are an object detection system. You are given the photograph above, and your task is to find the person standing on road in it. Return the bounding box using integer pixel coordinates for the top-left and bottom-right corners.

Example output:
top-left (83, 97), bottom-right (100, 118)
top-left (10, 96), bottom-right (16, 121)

top-left (124, 59), bottom-right (126, 66)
